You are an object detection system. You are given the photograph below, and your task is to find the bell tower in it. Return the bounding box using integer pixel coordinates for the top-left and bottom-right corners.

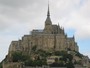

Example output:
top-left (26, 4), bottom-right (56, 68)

top-left (44, 1), bottom-right (52, 34)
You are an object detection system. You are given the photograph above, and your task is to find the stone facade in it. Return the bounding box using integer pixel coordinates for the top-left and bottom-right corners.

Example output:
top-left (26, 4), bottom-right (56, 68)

top-left (3, 62), bottom-right (23, 68)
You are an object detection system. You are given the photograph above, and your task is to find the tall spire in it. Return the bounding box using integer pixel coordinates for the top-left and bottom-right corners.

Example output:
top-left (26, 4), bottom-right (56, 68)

top-left (45, 0), bottom-right (52, 25)
top-left (47, 0), bottom-right (50, 17)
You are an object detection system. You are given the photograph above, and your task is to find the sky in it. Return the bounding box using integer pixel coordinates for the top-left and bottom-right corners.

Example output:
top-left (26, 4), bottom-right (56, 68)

top-left (0, 0), bottom-right (90, 62)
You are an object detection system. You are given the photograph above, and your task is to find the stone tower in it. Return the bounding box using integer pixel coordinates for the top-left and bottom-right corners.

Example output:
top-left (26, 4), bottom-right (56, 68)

top-left (44, 3), bottom-right (52, 34)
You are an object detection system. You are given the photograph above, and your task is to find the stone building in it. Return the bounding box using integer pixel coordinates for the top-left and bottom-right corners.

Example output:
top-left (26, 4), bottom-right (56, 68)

top-left (8, 4), bottom-right (79, 55)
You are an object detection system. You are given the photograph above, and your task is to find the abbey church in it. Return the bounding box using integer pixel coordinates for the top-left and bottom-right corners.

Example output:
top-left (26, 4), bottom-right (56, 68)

top-left (9, 4), bottom-right (78, 54)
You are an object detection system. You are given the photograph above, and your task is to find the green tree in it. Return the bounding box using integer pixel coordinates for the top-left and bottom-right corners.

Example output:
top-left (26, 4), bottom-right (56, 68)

top-left (66, 61), bottom-right (75, 68)
top-left (67, 54), bottom-right (73, 61)
top-left (25, 59), bottom-right (47, 66)
top-left (32, 45), bottom-right (37, 52)
top-left (12, 52), bottom-right (29, 62)
top-left (33, 60), bottom-right (47, 66)
top-left (24, 58), bottom-right (33, 66)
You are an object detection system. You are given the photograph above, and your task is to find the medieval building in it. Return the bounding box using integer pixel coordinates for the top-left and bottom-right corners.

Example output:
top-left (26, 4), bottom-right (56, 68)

top-left (9, 4), bottom-right (79, 55)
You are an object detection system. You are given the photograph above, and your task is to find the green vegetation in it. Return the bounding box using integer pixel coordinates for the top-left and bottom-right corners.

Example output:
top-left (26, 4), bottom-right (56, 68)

top-left (32, 45), bottom-right (37, 52)
top-left (54, 51), bottom-right (73, 62)
top-left (25, 59), bottom-right (47, 66)
top-left (12, 51), bottom-right (47, 66)
top-left (0, 62), bottom-right (2, 68)
top-left (36, 49), bottom-right (52, 57)
top-left (74, 60), bottom-right (82, 65)
top-left (50, 61), bottom-right (65, 67)
top-left (50, 57), bottom-right (74, 68)
top-left (66, 61), bottom-right (75, 68)
top-left (11, 46), bottom-right (83, 67)
top-left (12, 52), bottom-right (29, 62)
top-left (75, 51), bottom-right (83, 58)
top-left (50, 58), bottom-right (65, 67)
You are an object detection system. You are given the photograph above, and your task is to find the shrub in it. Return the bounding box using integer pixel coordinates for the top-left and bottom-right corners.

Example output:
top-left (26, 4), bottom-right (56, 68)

top-left (75, 52), bottom-right (83, 58)
top-left (12, 52), bottom-right (29, 62)
top-left (66, 61), bottom-right (75, 68)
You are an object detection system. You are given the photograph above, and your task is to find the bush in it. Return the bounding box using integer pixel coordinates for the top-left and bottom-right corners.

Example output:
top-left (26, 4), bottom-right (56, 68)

top-left (54, 51), bottom-right (73, 62)
top-left (66, 61), bottom-right (75, 68)
top-left (32, 45), bottom-right (37, 52)
top-left (24, 59), bottom-right (33, 66)
top-left (33, 60), bottom-right (47, 66)
top-left (12, 52), bottom-right (29, 62)
top-left (36, 49), bottom-right (52, 57)
top-left (75, 52), bottom-right (83, 58)
top-left (50, 62), bottom-right (65, 67)
top-left (25, 59), bottom-right (47, 66)
top-left (67, 54), bottom-right (73, 61)
top-left (54, 51), bottom-right (67, 56)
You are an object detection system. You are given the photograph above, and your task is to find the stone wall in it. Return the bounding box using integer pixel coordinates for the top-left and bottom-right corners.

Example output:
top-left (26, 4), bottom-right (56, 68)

top-left (25, 67), bottom-right (66, 68)
top-left (8, 32), bottom-right (79, 55)
top-left (3, 62), bottom-right (23, 68)
top-left (24, 66), bottom-right (86, 68)
top-left (3, 62), bottom-right (87, 68)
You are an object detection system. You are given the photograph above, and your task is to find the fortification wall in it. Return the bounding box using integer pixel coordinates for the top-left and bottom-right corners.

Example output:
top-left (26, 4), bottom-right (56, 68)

top-left (3, 62), bottom-right (23, 68)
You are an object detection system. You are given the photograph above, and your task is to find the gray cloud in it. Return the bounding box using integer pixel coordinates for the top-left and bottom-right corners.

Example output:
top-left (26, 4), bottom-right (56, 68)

top-left (0, 0), bottom-right (39, 8)
top-left (0, 0), bottom-right (47, 30)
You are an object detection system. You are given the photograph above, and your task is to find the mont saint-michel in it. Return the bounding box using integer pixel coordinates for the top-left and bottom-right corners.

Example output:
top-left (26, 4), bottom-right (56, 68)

top-left (0, 2), bottom-right (90, 68)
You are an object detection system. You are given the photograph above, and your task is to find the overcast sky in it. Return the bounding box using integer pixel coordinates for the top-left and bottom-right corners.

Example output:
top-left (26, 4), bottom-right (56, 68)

top-left (0, 0), bottom-right (90, 62)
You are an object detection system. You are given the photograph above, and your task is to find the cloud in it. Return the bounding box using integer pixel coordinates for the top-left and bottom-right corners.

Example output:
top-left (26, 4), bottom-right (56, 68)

top-left (63, 12), bottom-right (90, 39)
top-left (48, 0), bottom-right (90, 40)
top-left (80, 0), bottom-right (90, 18)
top-left (0, 0), bottom-right (39, 8)
top-left (0, 0), bottom-right (48, 31)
